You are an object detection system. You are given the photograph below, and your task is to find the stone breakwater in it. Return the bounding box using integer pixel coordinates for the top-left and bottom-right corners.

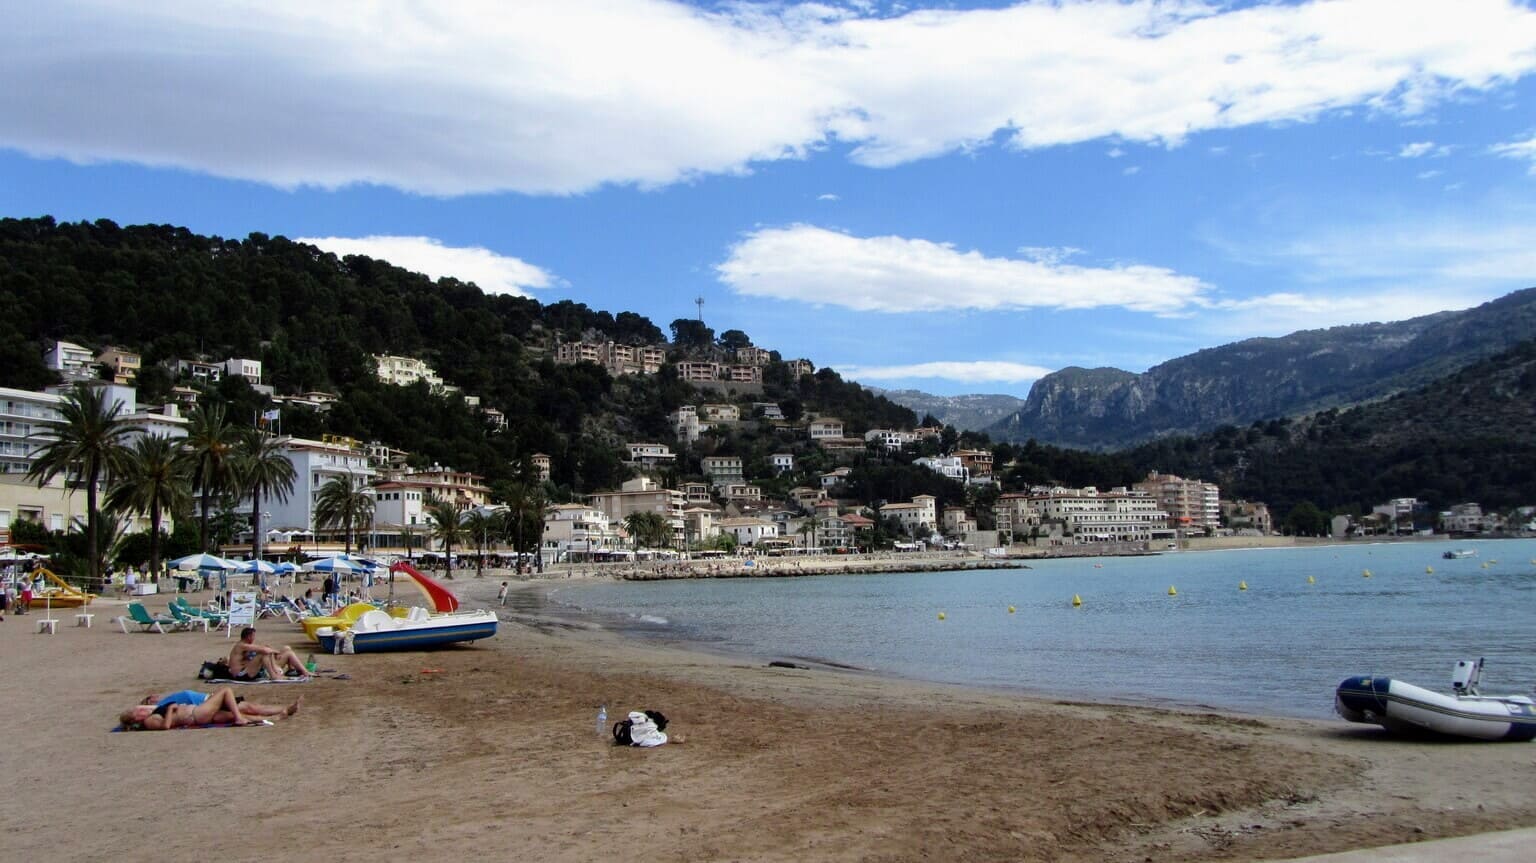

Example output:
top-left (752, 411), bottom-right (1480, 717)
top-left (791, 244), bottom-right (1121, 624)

top-left (615, 555), bottom-right (1026, 581)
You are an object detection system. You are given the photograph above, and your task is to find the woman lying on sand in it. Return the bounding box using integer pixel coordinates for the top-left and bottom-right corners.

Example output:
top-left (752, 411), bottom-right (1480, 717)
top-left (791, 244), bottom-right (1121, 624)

top-left (119, 688), bottom-right (301, 730)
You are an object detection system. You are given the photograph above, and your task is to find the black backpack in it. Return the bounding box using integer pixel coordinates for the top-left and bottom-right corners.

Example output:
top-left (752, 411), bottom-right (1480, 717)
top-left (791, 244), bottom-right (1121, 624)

top-left (198, 659), bottom-right (231, 680)
top-left (611, 709), bottom-right (669, 746)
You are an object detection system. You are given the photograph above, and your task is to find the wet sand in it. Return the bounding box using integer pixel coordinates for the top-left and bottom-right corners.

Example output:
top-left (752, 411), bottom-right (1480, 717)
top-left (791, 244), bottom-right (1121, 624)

top-left (2, 576), bottom-right (1533, 862)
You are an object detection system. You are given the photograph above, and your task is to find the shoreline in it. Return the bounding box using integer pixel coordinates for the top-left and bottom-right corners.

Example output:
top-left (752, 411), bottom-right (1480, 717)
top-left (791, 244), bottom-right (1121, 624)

top-left (4, 573), bottom-right (1533, 862)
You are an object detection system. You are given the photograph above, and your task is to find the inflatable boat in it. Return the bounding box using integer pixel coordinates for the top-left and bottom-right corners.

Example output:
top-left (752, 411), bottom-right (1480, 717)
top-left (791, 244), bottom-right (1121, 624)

top-left (1335, 659), bottom-right (1536, 741)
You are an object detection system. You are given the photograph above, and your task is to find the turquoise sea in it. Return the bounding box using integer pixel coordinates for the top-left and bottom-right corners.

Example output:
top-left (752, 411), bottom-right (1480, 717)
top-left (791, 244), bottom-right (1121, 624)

top-left (549, 540), bottom-right (1536, 719)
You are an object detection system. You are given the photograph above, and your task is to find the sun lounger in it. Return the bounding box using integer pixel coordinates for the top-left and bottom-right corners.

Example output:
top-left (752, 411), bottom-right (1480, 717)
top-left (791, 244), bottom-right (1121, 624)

top-left (166, 602), bottom-right (210, 632)
top-left (122, 602), bottom-right (180, 633)
top-left (174, 597), bottom-right (228, 627)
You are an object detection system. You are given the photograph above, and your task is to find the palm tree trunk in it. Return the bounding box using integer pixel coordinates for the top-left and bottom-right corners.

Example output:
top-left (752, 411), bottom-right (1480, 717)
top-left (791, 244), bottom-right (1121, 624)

top-left (149, 498), bottom-right (162, 581)
top-left (200, 488), bottom-right (212, 552)
top-left (251, 487), bottom-right (263, 562)
top-left (86, 461), bottom-right (101, 587)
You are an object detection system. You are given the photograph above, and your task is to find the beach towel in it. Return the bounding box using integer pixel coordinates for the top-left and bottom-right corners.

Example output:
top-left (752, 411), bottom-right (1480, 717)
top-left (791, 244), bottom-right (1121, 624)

top-left (204, 676), bottom-right (310, 685)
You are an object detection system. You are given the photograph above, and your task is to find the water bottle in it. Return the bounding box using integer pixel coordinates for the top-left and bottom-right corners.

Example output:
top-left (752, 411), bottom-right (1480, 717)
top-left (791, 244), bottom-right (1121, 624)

top-left (596, 705), bottom-right (608, 737)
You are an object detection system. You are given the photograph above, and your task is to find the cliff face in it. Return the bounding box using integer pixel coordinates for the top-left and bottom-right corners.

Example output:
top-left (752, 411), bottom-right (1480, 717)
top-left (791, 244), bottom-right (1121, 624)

top-left (991, 288), bottom-right (1536, 450)
top-left (866, 388), bottom-right (1027, 432)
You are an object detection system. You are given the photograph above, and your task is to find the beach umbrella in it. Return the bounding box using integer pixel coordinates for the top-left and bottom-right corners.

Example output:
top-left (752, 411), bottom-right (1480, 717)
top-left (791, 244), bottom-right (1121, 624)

top-left (239, 559), bottom-right (278, 575)
top-left (303, 556), bottom-right (367, 575)
top-left (274, 562), bottom-right (300, 575)
top-left (169, 552), bottom-right (242, 572)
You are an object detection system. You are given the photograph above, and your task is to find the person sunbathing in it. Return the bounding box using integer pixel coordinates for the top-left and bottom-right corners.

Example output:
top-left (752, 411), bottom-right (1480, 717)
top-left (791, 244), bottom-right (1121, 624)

top-left (119, 688), bottom-right (301, 730)
top-left (228, 626), bottom-right (309, 680)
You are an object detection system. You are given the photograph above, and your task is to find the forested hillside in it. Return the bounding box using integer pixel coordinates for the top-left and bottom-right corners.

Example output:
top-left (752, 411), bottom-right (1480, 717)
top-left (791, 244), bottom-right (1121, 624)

top-left (990, 288), bottom-right (1536, 450)
top-left (1124, 339), bottom-right (1536, 517)
top-left (0, 216), bottom-right (913, 497)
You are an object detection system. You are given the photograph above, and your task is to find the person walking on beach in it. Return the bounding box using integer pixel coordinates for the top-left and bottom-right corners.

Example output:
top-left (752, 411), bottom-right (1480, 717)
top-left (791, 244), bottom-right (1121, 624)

top-left (497, 581), bottom-right (508, 606)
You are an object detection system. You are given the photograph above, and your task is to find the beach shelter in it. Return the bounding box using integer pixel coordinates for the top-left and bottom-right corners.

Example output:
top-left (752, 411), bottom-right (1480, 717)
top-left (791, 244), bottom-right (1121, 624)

top-left (273, 561), bottom-right (300, 575)
top-left (239, 559), bottom-right (278, 575)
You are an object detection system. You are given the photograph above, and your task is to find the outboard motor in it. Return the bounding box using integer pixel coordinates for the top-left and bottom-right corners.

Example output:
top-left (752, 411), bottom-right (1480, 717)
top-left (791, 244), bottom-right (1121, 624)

top-left (1451, 658), bottom-right (1483, 696)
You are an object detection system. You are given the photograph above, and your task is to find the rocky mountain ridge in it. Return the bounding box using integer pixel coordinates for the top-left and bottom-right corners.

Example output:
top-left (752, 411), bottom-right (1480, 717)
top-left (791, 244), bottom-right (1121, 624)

top-left (988, 288), bottom-right (1536, 450)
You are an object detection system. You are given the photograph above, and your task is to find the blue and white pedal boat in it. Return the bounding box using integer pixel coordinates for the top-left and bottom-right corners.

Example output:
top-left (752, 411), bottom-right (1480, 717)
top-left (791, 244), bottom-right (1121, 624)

top-left (1336, 659), bottom-right (1536, 741)
top-left (317, 607), bottom-right (498, 653)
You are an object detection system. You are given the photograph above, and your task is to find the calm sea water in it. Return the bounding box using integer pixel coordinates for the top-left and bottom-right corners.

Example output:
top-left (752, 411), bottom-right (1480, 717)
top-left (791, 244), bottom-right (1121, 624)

top-left (549, 540), bottom-right (1536, 719)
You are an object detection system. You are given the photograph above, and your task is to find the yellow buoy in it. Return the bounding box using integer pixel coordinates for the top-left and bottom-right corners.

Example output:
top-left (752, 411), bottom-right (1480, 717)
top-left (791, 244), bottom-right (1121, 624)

top-left (1168, 585), bottom-right (1178, 596)
top-left (937, 611), bottom-right (946, 621)
top-left (1072, 594), bottom-right (1082, 607)
top-left (1362, 569), bottom-right (1372, 578)
top-left (1307, 575), bottom-right (1316, 584)
top-left (1481, 562), bottom-right (1490, 569)
top-left (1238, 581), bottom-right (1247, 591)
top-left (1426, 566), bottom-right (1434, 574)
top-left (1008, 605), bottom-right (1016, 614)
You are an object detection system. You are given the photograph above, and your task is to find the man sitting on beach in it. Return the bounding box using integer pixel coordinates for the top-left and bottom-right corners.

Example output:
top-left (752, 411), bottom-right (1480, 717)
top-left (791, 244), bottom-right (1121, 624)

top-left (228, 626), bottom-right (310, 680)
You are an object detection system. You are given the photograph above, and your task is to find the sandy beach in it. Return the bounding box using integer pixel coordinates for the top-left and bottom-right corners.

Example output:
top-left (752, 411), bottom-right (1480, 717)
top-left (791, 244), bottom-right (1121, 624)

top-left (3, 574), bottom-right (1533, 863)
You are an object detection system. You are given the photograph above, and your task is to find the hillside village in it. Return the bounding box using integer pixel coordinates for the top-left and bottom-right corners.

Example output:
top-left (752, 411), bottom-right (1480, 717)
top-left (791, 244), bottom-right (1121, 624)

top-left (6, 325), bottom-right (1524, 581)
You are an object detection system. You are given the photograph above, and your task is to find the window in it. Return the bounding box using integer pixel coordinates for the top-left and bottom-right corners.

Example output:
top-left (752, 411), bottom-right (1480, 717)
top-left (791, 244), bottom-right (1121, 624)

top-left (51, 514), bottom-right (65, 531)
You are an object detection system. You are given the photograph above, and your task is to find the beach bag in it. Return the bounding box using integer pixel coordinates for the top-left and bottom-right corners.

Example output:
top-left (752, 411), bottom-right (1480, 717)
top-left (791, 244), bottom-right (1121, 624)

top-left (198, 659), bottom-right (231, 681)
top-left (612, 710), bottom-right (669, 747)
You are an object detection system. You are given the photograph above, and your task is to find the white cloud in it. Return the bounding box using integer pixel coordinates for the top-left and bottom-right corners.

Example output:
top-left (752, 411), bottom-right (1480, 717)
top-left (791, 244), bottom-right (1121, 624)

top-left (1398, 141), bottom-right (1438, 158)
top-left (817, 193), bottom-right (841, 201)
top-left (840, 360), bottom-right (1053, 384)
top-left (1198, 203), bottom-right (1536, 334)
top-left (1106, 147), bottom-right (1125, 159)
top-left (1122, 165), bottom-right (1141, 175)
top-left (1416, 169), bottom-right (1443, 179)
top-left (3, 0), bottom-right (1534, 195)
top-left (296, 235), bottom-right (554, 296)
top-left (716, 224), bottom-right (1211, 314)
top-left (1490, 133), bottom-right (1536, 173)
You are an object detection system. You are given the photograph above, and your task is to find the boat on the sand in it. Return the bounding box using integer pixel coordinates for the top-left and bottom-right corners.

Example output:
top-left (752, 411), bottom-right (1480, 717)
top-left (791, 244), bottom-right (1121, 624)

top-left (1335, 659), bottom-right (1536, 741)
top-left (314, 562), bottom-right (496, 653)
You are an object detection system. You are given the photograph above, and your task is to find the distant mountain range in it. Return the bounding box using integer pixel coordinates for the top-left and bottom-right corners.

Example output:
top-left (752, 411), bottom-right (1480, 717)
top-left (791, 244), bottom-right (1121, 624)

top-left (862, 388), bottom-right (1026, 433)
top-left (986, 288), bottom-right (1536, 450)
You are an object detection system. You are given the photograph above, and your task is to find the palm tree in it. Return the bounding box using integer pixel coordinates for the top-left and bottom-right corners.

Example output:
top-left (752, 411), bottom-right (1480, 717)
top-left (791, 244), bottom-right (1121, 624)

top-left (624, 511), bottom-right (668, 552)
top-left (500, 482), bottom-right (546, 569)
top-left (424, 498), bottom-right (465, 578)
top-left (233, 428), bottom-right (296, 562)
top-left (314, 474), bottom-right (375, 554)
top-left (105, 435), bottom-right (192, 580)
top-left (796, 519), bottom-right (817, 552)
top-left (461, 508), bottom-right (499, 578)
top-left (181, 403), bottom-right (238, 552)
top-left (27, 384), bottom-right (135, 588)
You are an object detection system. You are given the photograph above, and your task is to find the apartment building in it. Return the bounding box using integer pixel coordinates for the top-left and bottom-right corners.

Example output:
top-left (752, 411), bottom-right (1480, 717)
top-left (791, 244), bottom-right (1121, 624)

top-left (700, 403), bottom-right (740, 423)
top-left (915, 455), bottom-right (968, 482)
top-left (701, 456), bottom-right (744, 489)
top-left (625, 442), bottom-right (676, 469)
top-left (257, 436), bottom-right (378, 535)
top-left (954, 449), bottom-right (994, 481)
top-left (716, 516), bottom-right (779, 547)
top-left (587, 477), bottom-right (686, 546)
top-left (807, 417), bottom-right (844, 440)
top-left (95, 347), bottom-right (141, 384)
top-left (43, 340), bottom-right (95, 381)
top-left (1029, 486), bottom-right (1172, 544)
top-left (542, 503), bottom-right (618, 560)
top-left (1134, 471), bottom-right (1220, 533)
top-left (879, 495), bottom-right (938, 538)
top-left (374, 354), bottom-right (445, 390)
top-left (734, 346), bottom-right (772, 366)
top-left (865, 428), bottom-right (917, 451)
top-left (785, 359), bottom-right (814, 377)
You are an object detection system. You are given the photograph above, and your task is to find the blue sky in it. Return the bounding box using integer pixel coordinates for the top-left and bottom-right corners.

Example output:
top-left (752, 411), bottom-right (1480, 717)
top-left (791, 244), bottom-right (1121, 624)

top-left (4, 0), bottom-right (1536, 397)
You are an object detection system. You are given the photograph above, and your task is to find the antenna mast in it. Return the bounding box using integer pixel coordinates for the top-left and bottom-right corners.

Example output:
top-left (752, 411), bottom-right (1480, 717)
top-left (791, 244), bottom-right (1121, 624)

top-left (695, 296), bottom-right (704, 322)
